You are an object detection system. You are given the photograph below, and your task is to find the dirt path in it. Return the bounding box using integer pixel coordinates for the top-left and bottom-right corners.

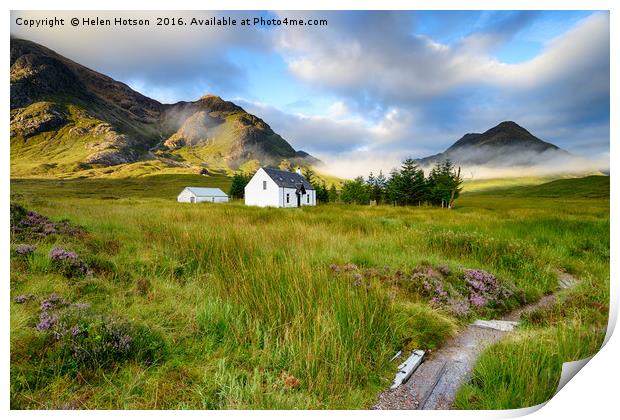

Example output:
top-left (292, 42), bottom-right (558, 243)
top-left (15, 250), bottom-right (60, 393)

top-left (374, 272), bottom-right (576, 410)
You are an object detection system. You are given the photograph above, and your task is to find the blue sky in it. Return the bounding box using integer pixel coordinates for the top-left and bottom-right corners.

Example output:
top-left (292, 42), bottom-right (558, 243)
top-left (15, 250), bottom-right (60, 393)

top-left (414, 11), bottom-right (593, 63)
top-left (11, 10), bottom-right (610, 176)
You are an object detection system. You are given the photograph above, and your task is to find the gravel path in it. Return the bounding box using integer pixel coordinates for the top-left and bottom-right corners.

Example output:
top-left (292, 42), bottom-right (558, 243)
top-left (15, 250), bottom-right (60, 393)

top-left (374, 324), bottom-right (507, 410)
top-left (374, 272), bottom-right (577, 410)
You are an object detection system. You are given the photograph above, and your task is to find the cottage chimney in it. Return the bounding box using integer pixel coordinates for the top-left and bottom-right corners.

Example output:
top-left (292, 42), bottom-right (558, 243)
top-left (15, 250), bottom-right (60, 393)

top-left (295, 167), bottom-right (302, 175)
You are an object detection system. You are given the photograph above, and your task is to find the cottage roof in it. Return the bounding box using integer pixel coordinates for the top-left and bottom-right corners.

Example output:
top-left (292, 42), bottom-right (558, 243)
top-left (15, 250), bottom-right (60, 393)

top-left (262, 167), bottom-right (315, 190)
top-left (185, 187), bottom-right (228, 197)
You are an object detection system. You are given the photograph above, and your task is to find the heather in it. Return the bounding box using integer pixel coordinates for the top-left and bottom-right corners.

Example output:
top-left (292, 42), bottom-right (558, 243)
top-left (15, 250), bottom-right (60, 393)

top-left (48, 247), bottom-right (92, 278)
top-left (9, 176), bottom-right (609, 409)
top-left (13, 292), bottom-right (165, 399)
top-left (13, 244), bottom-right (36, 256)
top-left (329, 263), bottom-right (519, 319)
top-left (34, 293), bottom-right (165, 369)
top-left (10, 203), bottom-right (86, 241)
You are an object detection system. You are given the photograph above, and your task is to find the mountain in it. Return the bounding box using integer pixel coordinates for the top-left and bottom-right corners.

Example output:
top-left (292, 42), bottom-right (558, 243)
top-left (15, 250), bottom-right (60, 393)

top-left (10, 38), bottom-right (317, 178)
top-left (416, 121), bottom-right (568, 167)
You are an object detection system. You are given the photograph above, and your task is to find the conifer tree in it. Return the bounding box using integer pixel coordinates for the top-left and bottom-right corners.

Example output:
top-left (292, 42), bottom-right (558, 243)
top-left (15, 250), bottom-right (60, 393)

top-left (328, 184), bottom-right (339, 203)
top-left (229, 173), bottom-right (250, 199)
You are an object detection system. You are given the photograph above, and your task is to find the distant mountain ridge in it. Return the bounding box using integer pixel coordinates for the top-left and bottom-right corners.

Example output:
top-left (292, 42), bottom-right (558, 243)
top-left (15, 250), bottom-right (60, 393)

top-left (416, 121), bottom-right (568, 167)
top-left (10, 38), bottom-right (318, 178)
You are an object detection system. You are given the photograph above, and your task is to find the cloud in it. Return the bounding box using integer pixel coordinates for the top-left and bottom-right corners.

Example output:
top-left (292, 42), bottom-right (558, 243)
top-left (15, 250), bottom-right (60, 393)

top-left (277, 11), bottom-right (608, 100)
top-left (236, 99), bottom-right (462, 178)
top-left (315, 152), bottom-right (404, 179)
top-left (239, 97), bottom-right (450, 155)
top-left (493, 13), bottom-right (610, 89)
top-left (10, 10), bottom-right (609, 176)
top-left (273, 11), bottom-right (609, 158)
top-left (454, 153), bottom-right (609, 180)
top-left (10, 10), bottom-right (273, 102)
top-left (236, 99), bottom-right (391, 154)
top-left (318, 145), bottom-right (608, 180)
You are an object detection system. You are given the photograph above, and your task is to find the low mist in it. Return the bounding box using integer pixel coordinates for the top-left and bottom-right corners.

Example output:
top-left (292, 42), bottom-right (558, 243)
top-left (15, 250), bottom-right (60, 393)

top-left (317, 147), bottom-right (609, 181)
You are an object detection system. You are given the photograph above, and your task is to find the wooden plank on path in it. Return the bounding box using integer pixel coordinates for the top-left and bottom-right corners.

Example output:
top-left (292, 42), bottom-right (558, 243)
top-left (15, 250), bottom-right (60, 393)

top-left (391, 350), bottom-right (425, 389)
top-left (472, 319), bottom-right (518, 332)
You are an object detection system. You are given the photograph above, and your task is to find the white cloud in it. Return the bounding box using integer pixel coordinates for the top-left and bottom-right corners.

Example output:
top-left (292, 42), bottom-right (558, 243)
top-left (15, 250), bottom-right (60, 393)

top-left (10, 11), bottom-right (272, 101)
top-left (494, 13), bottom-right (610, 89)
top-left (236, 97), bottom-right (476, 180)
top-left (315, 151), bottom-right (403, 179)
top-left (276, 12), bottom-right (609, 100)
top-left (270, 11), bottom-right (609, 163)
top-left (326, 101), bottom-right (350, 118)
top-left (10, 10), bottom-right (609, 174)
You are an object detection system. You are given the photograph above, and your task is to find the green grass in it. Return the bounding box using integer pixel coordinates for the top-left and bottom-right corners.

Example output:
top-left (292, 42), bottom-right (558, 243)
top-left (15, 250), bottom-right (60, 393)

top-left (10, 175), bottom-right (609, 409)
top-left (454, 319), bottom-right (605, 409)
top-left (11, 174), bottom-right (232, 201)
top-left (454, 237), bottom-right (609, 409)
top-left (469, 175), bottom-right (610, 199)
top-left (462, 175), bottom-right (561, 192)
top-left (461, 173), bottom-right (607, 193)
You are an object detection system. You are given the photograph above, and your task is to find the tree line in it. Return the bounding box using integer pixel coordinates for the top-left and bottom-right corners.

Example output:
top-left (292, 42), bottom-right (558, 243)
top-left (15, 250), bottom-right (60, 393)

top-left (339, 158), bottom-right (463, 208)
top-left (228, 158), bottom-right (463, 208)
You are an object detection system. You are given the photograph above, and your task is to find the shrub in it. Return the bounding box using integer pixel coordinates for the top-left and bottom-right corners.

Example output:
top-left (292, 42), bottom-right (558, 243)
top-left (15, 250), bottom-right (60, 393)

top-left (13, 244), bottom-right (36, 257)
top-left (10, 204), bottom-right (86, 241)
top-left (337, 262), bottom-right (519, 319)
top-left (463, 269), bottom-right (514, 311)
top-left (34, 293), bottom-right (166, 370)
top-left (413, 267), bottom-right (449, 305)
top-left (14, 294), bottom-right (36, 304)
top-left (48, 247), bottom-right (91, 278)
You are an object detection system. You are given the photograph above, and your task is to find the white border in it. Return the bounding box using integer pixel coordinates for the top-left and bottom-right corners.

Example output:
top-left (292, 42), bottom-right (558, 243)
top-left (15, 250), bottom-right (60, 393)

top-left (2, 1), bottom-right (616, 419)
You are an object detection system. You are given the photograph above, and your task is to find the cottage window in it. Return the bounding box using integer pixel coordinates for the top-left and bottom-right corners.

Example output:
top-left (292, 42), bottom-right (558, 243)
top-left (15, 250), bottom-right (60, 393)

top-left (307, 195), bottom-right (310, 204)
top-left (286, 194), bottom-right (290, 203)
top-left (263, 180), bottom-right (267, 190)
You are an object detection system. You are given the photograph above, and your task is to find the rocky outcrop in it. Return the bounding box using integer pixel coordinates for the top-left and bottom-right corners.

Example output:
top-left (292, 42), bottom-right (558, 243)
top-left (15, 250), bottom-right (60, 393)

top-left (10, 102), bottom-right (66, 138)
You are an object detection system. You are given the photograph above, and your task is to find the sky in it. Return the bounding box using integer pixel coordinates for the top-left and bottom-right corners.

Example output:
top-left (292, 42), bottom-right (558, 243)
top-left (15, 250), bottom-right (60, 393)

top-left (11, 10), bottom-right (610, 176)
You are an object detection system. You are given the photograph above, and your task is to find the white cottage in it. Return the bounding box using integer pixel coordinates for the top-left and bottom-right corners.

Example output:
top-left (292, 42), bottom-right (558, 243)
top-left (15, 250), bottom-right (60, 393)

top-left (177, 187), bottom-right (229, 203)
top-left (245, 167), bottom-right (316, 208)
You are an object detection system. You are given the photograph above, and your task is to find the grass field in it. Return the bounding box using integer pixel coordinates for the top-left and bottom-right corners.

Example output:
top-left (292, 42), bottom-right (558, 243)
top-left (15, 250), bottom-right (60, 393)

top-left (9, 175), bottom-right (609, 409)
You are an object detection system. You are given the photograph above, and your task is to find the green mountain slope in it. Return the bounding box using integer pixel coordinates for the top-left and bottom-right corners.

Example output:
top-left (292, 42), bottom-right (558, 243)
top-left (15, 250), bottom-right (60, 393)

top-left (10, 38), bottom-right (317, 178)
top-left (157, 95), bottom-right (314, 172)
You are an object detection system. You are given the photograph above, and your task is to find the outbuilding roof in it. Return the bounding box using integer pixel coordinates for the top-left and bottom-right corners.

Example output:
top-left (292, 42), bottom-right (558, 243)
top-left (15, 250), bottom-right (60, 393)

top-left (185, 187), bottom-right (228, 197)
top-left (262, 167), bottom-right (315, 190)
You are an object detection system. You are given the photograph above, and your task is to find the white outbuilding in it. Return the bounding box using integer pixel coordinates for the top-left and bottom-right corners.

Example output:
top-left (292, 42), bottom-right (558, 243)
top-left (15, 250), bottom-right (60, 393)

top-left (245, 167), bottom-right (316, 208)
top-left (177, 187), bottom-right (229, 203)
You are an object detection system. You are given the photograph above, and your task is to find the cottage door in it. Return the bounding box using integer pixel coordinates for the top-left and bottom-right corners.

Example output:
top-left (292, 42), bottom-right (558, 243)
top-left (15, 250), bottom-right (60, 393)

top-left (297, 193), bottom-right (301, 207)
top-left (190, 197), bottom-right (195, 203)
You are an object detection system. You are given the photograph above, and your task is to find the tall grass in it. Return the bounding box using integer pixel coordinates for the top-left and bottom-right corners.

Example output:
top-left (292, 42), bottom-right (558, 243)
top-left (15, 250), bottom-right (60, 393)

top-left (454, 320), bottom-right (605, 409)
top-left (9, 177), bottom-right (609, 409)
